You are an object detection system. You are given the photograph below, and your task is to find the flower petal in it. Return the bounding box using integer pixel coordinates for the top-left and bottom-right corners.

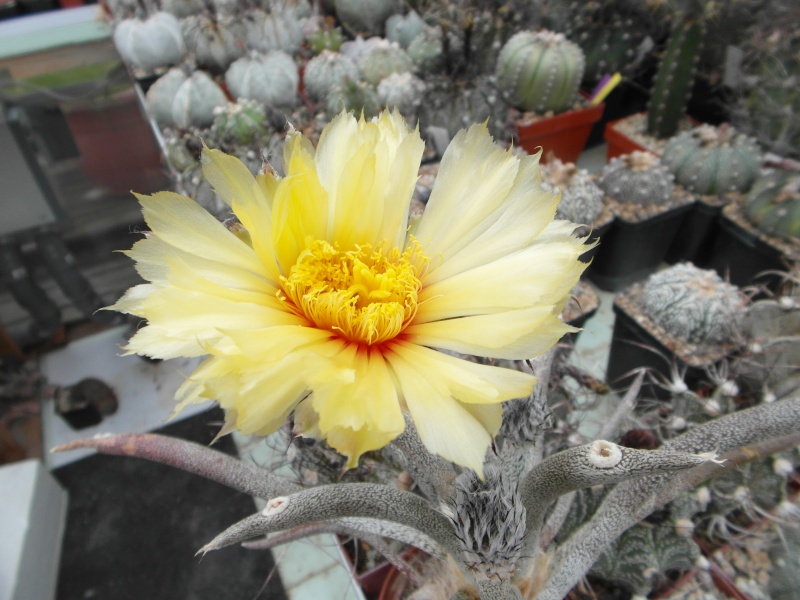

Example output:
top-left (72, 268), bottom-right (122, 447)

top-left (385, 347), bottom-right (492, 476)
top-left (405, 306), bottom-right (574, 360)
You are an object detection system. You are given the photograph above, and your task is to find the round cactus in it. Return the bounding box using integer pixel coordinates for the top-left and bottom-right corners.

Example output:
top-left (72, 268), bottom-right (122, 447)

top-left (334, 0), bottom-right (399, 37)
top-left (181, 15), bottom-right (245, 71)
top-left (171, 70), bottom-right (228, 128)
top-left (325, 76), bottom-right (380, 118)
top-left (306, 25), bottom-right (345, 54)
top-left (225, 51), bottom-right (299, 109)
top-left (211, 100), bottom-right (269, 146)
top-left (356, 39), bottom-right (413, 86)
top-left (303, 50), bottom-right (360, 103)
top-left (640, 262), bottom-right (745, 345)
top-left (385, 10), bottom-right (425, 50)
top-left (406, 26), bottom-right (445, 71)
top-left (743, 169), bottom-right (800, 243)
top-left (495, 30), bottom-right (585, 114)
top-left (661, 124), bottom-right (763, 197)
top-left (160, 0), bottom-right (204, 18)
top-left (113, 13), bottom-right (185, 73)
top-left (377, 72), bottom-right (426, 118)
top-left (145, 68), bottom-right (187, 127)
top-left (598, 151), bottom-right (674, 207)
top-left (542, 159), bottom-right (604, 224)
top-left (257, 8), bottom-right (305, 54)
top-left (163, 130), bottom-right (200, 173)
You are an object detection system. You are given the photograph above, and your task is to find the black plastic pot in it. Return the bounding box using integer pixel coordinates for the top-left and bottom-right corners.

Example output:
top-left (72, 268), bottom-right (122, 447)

top-left (606, 302), bottom-right (716, 399)
top-left (664, 199), bottom-right (723, 266)
top-left (588, 203), bottom-right (693, 291)
top-left (707, 213), bottom-right (788, 291)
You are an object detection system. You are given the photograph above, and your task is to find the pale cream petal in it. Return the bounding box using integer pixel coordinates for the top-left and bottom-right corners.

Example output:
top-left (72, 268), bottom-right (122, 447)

top-left (415, 232), bottom-right (587, 323)
top-left (405, 307), bottom-right (574, 360)
top-left (108, 283), bottom-right (160, 316)
top-left (137, 191), bottom-right (264, 275)
top-left (326, 424), bottom-right (399, 470)
top-left (201, 148), bottom-right (281, 282)
top-left (385, 348), bottom-right (491, 475)
top-left (389, 341), bottom-right (535, 404)
top-left (414, 127), bottom-right (561, 284)
top-left (125, 325), bottom-right (210, 359)
top-left (220, 325), bottom-right (334, 362)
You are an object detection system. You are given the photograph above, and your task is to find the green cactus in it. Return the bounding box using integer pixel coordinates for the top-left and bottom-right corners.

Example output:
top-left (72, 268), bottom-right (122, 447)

top-left (225, 51), bottom-right (299, 109)
top-left (376, 71), bottom-right (426, 119)
top-left (211, 100), bottom-right (269, 146)
top-left (597, 151), bottom-right (674, 207)
top-left (743, 169), bottom-right (800, 243)
top-left (356, 39), bottom-right (413, 86)
top-left (163, 130), bottom-right (200, 173)
top-left (640, 262), bottom-right (745, 346)
top-left (171, 70), bottom-right (228, 129)
top-left (257, 7), bottom-right (305, 55)
top-left (407, 25), bottom-right (445, 72)
top-left (305, 24), bottom-right (345, 55)
top-left (144, 67), bottom-right (187, 128)
top-left (385, 10), bottom-right (425, 50)
top-left (646, 18), bottom-right (705, 139)
top-left (333, 0), bottom-right (399, 37)
top-left (495, 30), bottom-right (585, 114)
top-left (325, 76), bottom-right (380, 119)
top-left (541, 159), bottom-right (604, 224)
top-left (661, 124), bottom-right (763, 196)
top-left (303, 50), bottom-right (360, 103)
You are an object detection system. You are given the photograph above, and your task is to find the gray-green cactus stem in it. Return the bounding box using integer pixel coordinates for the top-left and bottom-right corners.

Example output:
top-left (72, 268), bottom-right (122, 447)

top-left (51, 432), bottom-right (301, 499)
top-left (536, 395), bottom-right (800, 600)
top-left (474, 579), bottom-right (524, 600)
top-left (198, 482), bottom-right (460, 556)
top-left (388, 413), bottom-right (458, 502)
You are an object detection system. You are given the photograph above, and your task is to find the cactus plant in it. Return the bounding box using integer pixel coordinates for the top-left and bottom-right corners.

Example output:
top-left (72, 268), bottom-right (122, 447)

top-left (598, 151), bottom-right (675, 207)
top-left (661, 124), bottom-right (763, 197)
top-left (376, 72), bottom-right (426, 118)
top-left (743, 169), bottom-right (800, 243)
top-left (225, 51), bottom-right (299, 110)
top-left (303, 50), bottom-right (360, 103)
top-left (171, 70), bottom-right (228, 128)
top-left (145, 67), bottom-right (188, 127)
top-left (540, 159), bottom-right (604, 225)
top-left (333, 0), bottom-right (399, 37)
top-left (306, 24), bottom-right (345, 54)
top-left (640, 262), bottom-right (745, 346)
top-left (495, 30), bottom-right (584, 114)
top-left (211, 100), bottom-right (269, 146)
top-left (355, 39), bottom-right (413, 86)
top-left (256, 7), bottom-right (305, 54)
top-left (406, 25), bottom-right (447, 72)
top-left (113, 13), bottom-right (185, 74)
top-left (325, 76), bottom-right (380, 118)
top-left (181, 15), bottom-right (245, 71)
top-left (385, 10), bottom-right (425, 50)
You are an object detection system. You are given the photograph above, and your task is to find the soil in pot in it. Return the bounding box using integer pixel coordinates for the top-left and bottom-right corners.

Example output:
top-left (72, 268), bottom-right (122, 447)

top-left (604, 113), bottom-right (697, 161)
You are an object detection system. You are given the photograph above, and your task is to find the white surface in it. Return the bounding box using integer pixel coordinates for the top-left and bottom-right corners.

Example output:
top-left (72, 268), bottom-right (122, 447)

top-left (41, 325), bottom-right (211, 469)
top-left (0, 459), bottom-right (68, 600)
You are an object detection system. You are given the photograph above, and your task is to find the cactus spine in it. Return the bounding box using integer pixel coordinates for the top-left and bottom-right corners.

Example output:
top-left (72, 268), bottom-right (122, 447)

top-left (598, 151), bottom-right (674, 207)
top-left (646, 19), bottom-right (704, 139)
top-left (495, 30), bottom-right (585, 114)
top-left (661, 124), bottom-right (763, 196)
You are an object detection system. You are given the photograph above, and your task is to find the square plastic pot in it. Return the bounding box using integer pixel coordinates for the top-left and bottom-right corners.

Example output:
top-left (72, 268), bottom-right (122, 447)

top-left (706, 212), bottom-right (788, 291)
top-left (514, 101), bottom-right (605, 164)
top-left (587, 203), bottom-right (693, 292)
top-left (664, 199), bottom-right (722, 266)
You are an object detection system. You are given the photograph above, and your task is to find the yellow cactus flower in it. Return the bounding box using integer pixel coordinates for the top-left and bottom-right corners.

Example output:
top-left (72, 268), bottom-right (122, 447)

top-left (112, 110), bottom-right (588, 474)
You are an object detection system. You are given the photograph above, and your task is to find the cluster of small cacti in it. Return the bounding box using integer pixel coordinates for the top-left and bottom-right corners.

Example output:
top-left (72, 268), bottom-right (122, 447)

top-left (743, 168), bottom-right (800, 243)
top-left (598, 151), bottom-right (675, 206)
top-left (495, 30), bottom-right (585, 114)
top-left (640, 262), bottom-right (745, 346)
top-left (540, 158), bottom-right (604, 224)
top-left (661, 124), bottom-right (763, 197)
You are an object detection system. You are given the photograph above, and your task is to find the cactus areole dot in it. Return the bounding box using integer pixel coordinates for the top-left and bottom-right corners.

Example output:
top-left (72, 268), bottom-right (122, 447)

top-left (588, 440), bottom-right (622, 468)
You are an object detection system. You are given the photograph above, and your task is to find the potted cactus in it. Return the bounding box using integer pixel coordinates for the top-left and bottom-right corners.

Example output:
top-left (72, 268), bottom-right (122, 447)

top-left (661, 123), bottom-right (763, 265)
top-left (495, 30), bottom-right (604, 163)
top-left (708, 166), bottom-right (800, 290)
top-left (607, 262), bottom-right (746, 396)
top-left (588, 151), bottom-right (694, 291)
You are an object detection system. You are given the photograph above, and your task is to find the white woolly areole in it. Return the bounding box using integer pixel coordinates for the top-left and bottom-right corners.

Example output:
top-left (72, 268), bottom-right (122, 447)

top-left (262, 496), bottom-right (288, 516)
top-left (588, 440), bottom-right (622, 469)
top-left (773, 458), bottom-right (794, 477)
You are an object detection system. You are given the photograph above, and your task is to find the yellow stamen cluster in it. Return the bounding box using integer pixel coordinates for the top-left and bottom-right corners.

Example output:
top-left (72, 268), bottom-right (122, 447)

top-left (282, 239), bottom-right (426, 345)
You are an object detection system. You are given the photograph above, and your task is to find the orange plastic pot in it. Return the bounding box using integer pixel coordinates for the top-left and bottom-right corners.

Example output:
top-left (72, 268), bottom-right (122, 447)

top-left (514, 101), bottom-right (605, 164)
top-left (603, 114), bottom-right (650, 161)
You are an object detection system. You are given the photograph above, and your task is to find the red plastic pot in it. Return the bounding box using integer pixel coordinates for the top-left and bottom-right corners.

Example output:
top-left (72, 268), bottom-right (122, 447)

top-left (514, 101), bottom-right (605, 164)
top-left (64, 89), bottom-right (168, 196)
top-left (603, 114), bottom-right (650, 161)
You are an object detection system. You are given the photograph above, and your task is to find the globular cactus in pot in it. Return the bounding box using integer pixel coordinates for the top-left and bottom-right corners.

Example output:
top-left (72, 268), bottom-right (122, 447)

top-left (385, 10), bottom-right (425, 50)
top-left (356, 39), bottom-right (413, 86)
top-left (325, 77), bottom-right (380, 119)
top-left (640, 262), bottom-right (745, 346)
top-left (661, 124), bottom-right (763, 196)
top-left (303, 50), bottom-right (360, 103)
top-left (145, 67), bottom-right (188, 127)
top-left (495, 30), bottom-right (585, 114)
top-left (181, 15), bottom-right (245, 72)
top-left (743, 169), bottom-right (800, 243)
top-left (225, 51), bottom-right (299, 110)
top-left (376, 72), bottom-right (426, 119)
top-left (113, 12), bottom-right (185, 74)
top-left (540, 159), bottom-right (604, 225)
top-left (306, 24), bottom-right (345, 55)
top-left (211, 100), bottom-right (269, 146)
top-left (171, 70), bottom-right (228, 128)
top-left (598, 151), bottom-right (674, 207)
